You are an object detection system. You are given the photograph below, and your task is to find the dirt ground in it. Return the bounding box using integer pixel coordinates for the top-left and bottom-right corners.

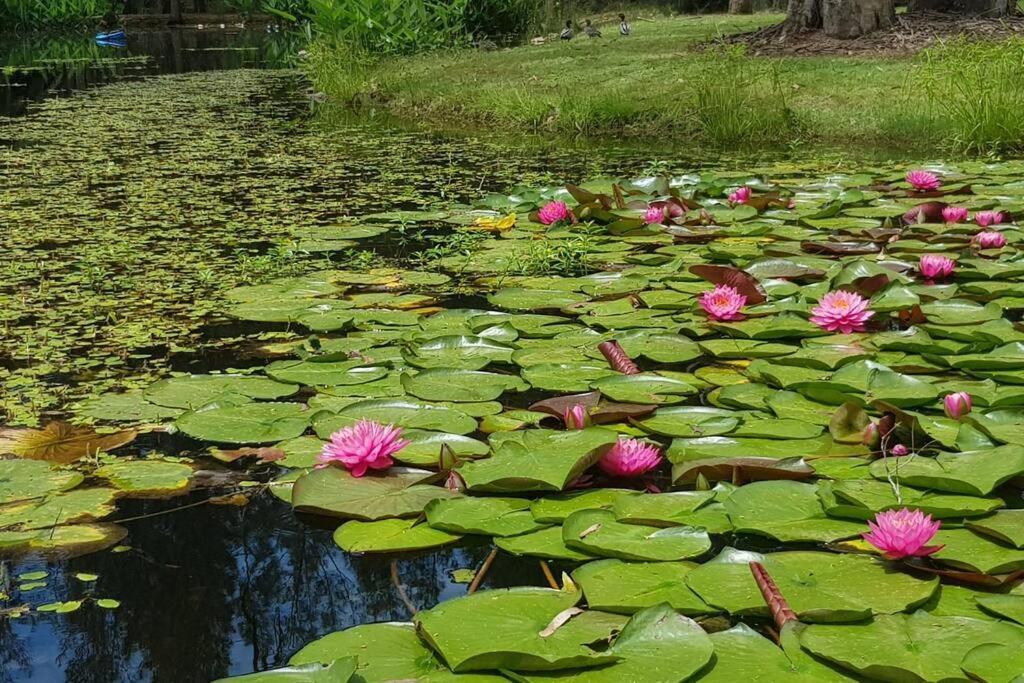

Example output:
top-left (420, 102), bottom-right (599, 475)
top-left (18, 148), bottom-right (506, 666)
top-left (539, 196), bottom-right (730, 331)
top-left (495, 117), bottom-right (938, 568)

top-left (713, 11), bottom-right (1024, 55)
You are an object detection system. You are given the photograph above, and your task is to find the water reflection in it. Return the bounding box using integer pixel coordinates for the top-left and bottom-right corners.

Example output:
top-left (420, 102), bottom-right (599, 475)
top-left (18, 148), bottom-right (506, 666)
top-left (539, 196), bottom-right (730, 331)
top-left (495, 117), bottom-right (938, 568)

top-left (0, 28), bottom-right (300, 117)
top-left (1, 490), bottom-right (552, 681)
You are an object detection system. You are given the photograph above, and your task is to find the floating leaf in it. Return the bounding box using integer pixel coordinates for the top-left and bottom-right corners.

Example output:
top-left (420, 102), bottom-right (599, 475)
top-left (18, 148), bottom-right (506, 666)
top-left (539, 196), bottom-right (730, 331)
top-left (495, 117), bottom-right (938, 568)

top-left (0, 422), bottom-right (136, 464)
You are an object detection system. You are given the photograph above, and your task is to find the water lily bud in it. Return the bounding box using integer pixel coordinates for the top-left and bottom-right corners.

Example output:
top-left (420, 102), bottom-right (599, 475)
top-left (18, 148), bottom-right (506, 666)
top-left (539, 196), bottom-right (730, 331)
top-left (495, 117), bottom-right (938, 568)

top-left (862, 423), bottom-right (881, 449)
top-left (943, 392), bottom-right (972, 420)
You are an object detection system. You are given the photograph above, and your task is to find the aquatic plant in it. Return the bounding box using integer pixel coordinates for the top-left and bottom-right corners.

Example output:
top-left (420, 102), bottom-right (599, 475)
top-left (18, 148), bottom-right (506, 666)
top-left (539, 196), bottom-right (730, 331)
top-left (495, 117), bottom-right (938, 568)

top-left (809, 291), bottom-right (873, 333)
top-left (906, 169), bottom-right (941, 192)
top-left (642, 206), bottom-right (664, 225)
top-left (699, 285), bottom-right (746, 322)
top-left (862, 508), bottom-right (943, 560)
top-left (727, 186), bottom-right (751, 205)
top-left (537, 200), bottom-right (572, 226)
top-left (598, 438), bottom-right (662, 478)
top-left (563, 404), bottom-right (589, 430)
top-left (975, 210), bottom-right (1004, 227)
top-left (318, 419), bottom-right (410, 477)
top-left (974, 231), bottom-right (1007, 249)
top-left (941, 206), bottom-right (968, 223)
top-left (943, 392), bottom-right (972, 420)
top-left (919, 254), bottom-right (955, 282)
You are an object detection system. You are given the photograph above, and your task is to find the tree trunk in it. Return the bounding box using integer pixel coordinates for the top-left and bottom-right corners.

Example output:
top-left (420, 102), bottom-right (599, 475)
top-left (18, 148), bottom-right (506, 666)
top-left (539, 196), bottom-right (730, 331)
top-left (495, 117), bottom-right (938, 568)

top-left (730, 0), bottom-right (754, 13)
top-left (784, 0), bottom-right (895, 37)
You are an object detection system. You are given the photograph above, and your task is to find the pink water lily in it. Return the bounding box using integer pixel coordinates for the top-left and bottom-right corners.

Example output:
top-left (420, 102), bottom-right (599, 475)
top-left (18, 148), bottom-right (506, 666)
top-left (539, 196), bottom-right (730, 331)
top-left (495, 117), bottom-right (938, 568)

top-left (563, 403), bottom-right (590, 430)
top-left (318, 419), bottom-right (409, 477)
top-left (699, 284), bottom-right (747, 322)
top-left (728, 186), bottom-right (752, 205)
top-left (643, 205), bottom-right (665, 225)
top-left (809, 290), bottom-right (873, 334)
top-left (599, 438), bottom-right (662, 477)
top-left (975, 210), bottom-right (1004, 227)
top-left (863, 508), bottom-right (943, 560)
top-left (974, 231), bottom-right (1007, 249)
top-left (538, 200), bottom-right (573, 226)
top-left (919, 254), bottom-right (955, 282)
top-left (890, 444), bottom-right (910, 457)
top-left (943, 391), bottom-right (972, 420)
top-left (942, 206), bottom-right (969, 224)
top-left (906, 170), bottom-right (941, 192)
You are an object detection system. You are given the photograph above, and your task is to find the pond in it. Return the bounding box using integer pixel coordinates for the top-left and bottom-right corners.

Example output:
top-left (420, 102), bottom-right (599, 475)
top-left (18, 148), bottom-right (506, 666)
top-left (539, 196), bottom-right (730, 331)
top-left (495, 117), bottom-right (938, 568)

top-left (3, 26), bottom-right (1024, 683)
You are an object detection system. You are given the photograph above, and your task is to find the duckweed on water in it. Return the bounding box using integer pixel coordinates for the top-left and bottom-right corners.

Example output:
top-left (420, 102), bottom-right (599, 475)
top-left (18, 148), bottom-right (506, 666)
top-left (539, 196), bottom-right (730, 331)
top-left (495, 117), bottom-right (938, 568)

top-left (28, 161), bottom-right (1024, 680)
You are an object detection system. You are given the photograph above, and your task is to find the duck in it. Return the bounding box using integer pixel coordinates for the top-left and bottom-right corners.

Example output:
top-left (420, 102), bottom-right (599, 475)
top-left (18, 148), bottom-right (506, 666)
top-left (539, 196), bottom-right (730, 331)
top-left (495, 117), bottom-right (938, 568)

top-left (560, 20), bottom-right (574, 40)
top-left (583, 19), bottom-right (601, 38)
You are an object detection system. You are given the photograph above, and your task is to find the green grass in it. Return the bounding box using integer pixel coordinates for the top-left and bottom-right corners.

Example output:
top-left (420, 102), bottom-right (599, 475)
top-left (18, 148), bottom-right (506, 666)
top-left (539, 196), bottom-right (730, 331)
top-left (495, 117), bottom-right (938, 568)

top-left (308, 13), bottom-right (1024, 153)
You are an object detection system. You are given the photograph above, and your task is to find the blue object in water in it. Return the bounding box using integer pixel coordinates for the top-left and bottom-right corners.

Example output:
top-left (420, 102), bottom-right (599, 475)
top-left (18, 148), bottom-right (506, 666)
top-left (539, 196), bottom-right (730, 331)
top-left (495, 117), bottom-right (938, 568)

top-left (95, 30), bottom-right (127, 46)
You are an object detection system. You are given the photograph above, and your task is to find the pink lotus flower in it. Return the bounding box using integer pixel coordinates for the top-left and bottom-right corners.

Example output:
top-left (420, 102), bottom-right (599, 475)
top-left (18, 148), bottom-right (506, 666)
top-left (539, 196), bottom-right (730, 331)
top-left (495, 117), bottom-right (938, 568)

top-left (890, 444), bottom-right (909, 457)
top-left (862, 508), bottom-right (943, 560)
top-left (809, 290), bottom-right (873, 334)
top-left (906, 170), bottom-right (941, 192)
top-left (643, 206), bottom-right (665, 225)
top-left (699, 284), bottom-right (747, 322)
top-left (564, 403), bottom-right (590, 430)
top-left (318, 419), bottom-right (409, 477)
top-left (943, 392), bottom-right (972, 420)
top-left (942, 206), bottom-right (969, 224)
top-left (974, 231), bottom-right (1007, 249)
top-left (538, 200), bottom-right (572, 226)
top-left (598, 438), bottom-right (662, 477)
top-left (863, 423), bottom-right (881, 449)
top-left (919, 254), bottom-right (955, 281)
top-left (975, 210), bottom-right (1004, 228)
top-left (728, 186), bottom-right (752, 205)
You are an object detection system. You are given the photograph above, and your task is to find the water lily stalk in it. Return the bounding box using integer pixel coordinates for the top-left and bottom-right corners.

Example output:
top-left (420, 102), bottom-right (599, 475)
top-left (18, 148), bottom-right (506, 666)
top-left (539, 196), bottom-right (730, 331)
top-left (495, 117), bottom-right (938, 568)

top-left (468, 547), bottom-right (499, 594)
top-left (539, 561), bottom-right (559, 589)
top-left (598, 340), bottom-right (641, 375)
top-left (749, 562), bottom-right (797, 630)
top-left (390, 560), bottom-right (418, 615)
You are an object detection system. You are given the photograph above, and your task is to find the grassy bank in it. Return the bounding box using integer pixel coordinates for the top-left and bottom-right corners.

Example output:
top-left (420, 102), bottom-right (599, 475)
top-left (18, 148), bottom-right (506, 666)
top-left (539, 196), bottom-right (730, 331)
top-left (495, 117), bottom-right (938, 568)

top-left (308, 13), bottom-right (1024, 153)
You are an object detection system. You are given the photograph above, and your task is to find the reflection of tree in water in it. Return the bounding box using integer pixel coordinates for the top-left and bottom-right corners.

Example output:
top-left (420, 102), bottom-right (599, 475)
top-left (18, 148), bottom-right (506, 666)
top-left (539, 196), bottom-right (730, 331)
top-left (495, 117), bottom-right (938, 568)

top-left (7, 490), bottom-right (556, 681)
top-left (0, 618), bottom-right (32, 683)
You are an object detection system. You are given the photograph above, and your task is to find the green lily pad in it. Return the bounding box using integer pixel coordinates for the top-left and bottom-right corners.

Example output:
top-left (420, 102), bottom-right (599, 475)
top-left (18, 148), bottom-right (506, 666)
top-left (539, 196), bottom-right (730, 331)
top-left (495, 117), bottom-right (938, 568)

top-left (291, 467), bottom-right (452, 521)
top-left (724, 481), bottom-right (865, 543)
top-left (700, 624), bottom-right (852, 682)
top-left (395, 430), bottom-right (490, 466)
top-left (425, 497), bottom-right (549, 537)
top-left (315, 399), bottom-right (478, 436)
top-left (0, 459), bottom-right (84, 505)
top-left (267, 360), bottom-right (388, 387)
top-left (144, 374), bottom-right (298, 409)
top-left (631, 407), bottom-right (739, 438)
top-left (460, 428), bottom-right (617, 493)
top-left (572, 559), bottom-right (712, 615)
top-left (530, 489), bottom-right (636, 523)
top-left (966, 510), bottom-right (1024, 548)
top-left (495, 526), bottom-right (598, 561)
top-left (589, 373), bottom-right (697, 405)
top-left (821, 479), bottom-right (1003, 520)
top-left (961, 642), bottom-right (1024, 683)
top-left (176, 402), bottom-right (310, 444)
top-left (685, 548), bottom-right (938, 622)
top-left (413, 587), bottom-right (623, 672)
top-left (868, 446), bottom-right (1024, 495)
top-left (401, 369), bottom-right (527, 403)
top-left (800, 612), bottom-right (1024, 682)
top-left (932, 528), bottom-right (1024, 575)
top-left (562, 509), bottom-right (711, 561)
top-left (212, 659), bottom-right (357, 682)
top-left (94, 459), bottom-right (193, 496)
top-left (333, 518), bottom-right (462, 554)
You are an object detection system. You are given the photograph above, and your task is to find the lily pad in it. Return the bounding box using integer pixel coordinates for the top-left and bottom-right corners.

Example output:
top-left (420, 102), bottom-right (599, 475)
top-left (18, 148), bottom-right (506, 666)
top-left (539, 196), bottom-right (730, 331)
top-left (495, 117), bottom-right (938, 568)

top-left (572, 559), bottom-right (712, 615)
top-left (292, 467), bottom-right (452, 521)
top-left (425, 497), bottom-right (549, 537)
top-left (176, 403), bottom-right (310, 444)
top-left (562, 509), bottom-right (711, 561)
top-left (686, 548), bottom-right (938, 622)
top-left (333, 518), bottom-right (462, 554)
top-left (413, 587), bottom-right (623, 672)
